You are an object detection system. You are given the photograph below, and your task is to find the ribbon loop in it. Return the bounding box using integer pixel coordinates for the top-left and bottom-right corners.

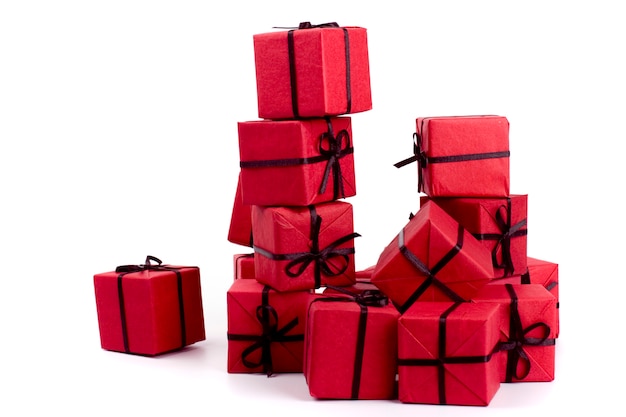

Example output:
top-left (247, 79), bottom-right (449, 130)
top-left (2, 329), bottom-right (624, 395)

top-left (318, 118), bottom-right (351, 199)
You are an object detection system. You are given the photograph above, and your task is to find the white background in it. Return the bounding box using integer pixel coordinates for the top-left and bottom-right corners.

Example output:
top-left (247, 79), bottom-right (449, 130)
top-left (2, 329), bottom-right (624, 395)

top-left (1, 1), bottom-right (622, 415)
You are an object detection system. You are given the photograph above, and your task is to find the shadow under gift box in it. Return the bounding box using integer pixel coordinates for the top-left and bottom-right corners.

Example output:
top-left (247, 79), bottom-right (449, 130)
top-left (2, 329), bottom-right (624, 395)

top-left (304, 287), bottom-right (400, 400)
top-left (371, 200), bottom-right (494, 314)
top-left (239, 117), bottom-right (356, 207)
top-left (226, 279), bottom-right (312, 375)
top-left (396, 115), bottom-right (510, 198)
top-left (421, 195), bottom-right (528, 278)
top-left (93, 258), bottom-right (206, 356)
top-left (253, 23), bottom-right (372, 120)
top-left (252, 201), bottom-right (359, 292)
top-left (472, 283), bottom-right (557, 383)
top-left (397, 301), bottom-right (502, 406)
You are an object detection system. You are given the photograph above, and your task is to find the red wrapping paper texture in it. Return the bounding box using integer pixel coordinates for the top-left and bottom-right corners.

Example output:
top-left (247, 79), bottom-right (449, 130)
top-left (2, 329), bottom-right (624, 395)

top-left (233, 253), bottom-right (255, 280)
top-left (227, 172), bottom-right (253, 248)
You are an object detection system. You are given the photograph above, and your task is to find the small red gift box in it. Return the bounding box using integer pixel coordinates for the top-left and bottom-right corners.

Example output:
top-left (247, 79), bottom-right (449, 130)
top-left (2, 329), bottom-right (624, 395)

top-left (227, 172), bottom-right (253, 248)
top-left (371, 201), bottom-right (494, 313)
top-left (93, 255), bottom-right (206, 356)
top-left (355, 264), bottom-right (375, 282)
top-left (395, 115), bottom-right (510, 197)
top-left (253, 22), bottom-right (372, 119)
top-left (233, 253), bottom-right (255, 280)
top-left (488, 257), bottom-right (560, 337)
top-left (422, 195), bottom-right (528, 277)
top-left (473, 283), bottom-right (557, 382)
top-left (252, 201), bottom-right (359, 292)
top-left (304, 287), bottom-right (399, 399)
top-left (239, 117), bottom-right (356, 207)
top-left (227, 279), bottom-right (312, 375)
top-left (397, 301), bottom-right (502, 406)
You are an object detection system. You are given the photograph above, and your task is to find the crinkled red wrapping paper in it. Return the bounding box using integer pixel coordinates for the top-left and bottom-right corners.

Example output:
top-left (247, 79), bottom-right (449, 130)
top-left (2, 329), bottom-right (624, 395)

top-left (94, 266), bottom-right (205, 356)
top-left (227, 172), bottom-right (253, 248)
top-left (252, 201), bottom-right (357, 292)
top-left (253, 25), bottom-right (372, 119)
top-left (417, 115), bottom-right (510, 197)
top-left (371, 201), bottom-right (493, 312)
top-left (397, 301), bottom-right (502, 406)
top-left (238, 117), bottom-right (356, 207)
top-left (233, 253), bottom-right (255, 280)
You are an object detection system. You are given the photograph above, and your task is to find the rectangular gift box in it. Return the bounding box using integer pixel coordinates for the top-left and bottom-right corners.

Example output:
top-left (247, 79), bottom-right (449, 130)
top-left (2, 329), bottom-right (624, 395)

top-left (488, 257), bottom-right (560, 337)
top-left (397, 301), bottom-right (502, 406)
top-left (93, 256), bottom-right (206, 356)
top-left (227, 172), bottom-right (253, 248)
top-left (253, 23), bottom-right (372, 119)
top-left (398, 115), bottom-right (510, 198)
top-left (472, 283), bottom-right (557, 382)
top-left (252, 201), bottom-right (359, 292)
top-left (422, 195), bottom-right (528, 277)
top-left (304, 289), bottom-right (400, 399)
top-left (233, 253), bottom-right (255, 280)
top-left (371, 200), bottom-right (494, 313)
top-left (227, 279), bottom-right (312, 375)
top-left (239, 117), bottom-right (356, 207)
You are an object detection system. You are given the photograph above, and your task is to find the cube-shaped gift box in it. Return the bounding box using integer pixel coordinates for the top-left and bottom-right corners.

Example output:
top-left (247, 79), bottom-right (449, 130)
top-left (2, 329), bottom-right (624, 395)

top-left (93, 256), bottom-right (206, 356)
top-left (239, 117), bottom-right (356, 207)
top-left (304, 287), bottom-right (400, 399)
top-left (253, 22), bottom-right (372, 120)
top-left (397, 301), bottom-right (502, 406)
top-left (473, 283), bottom-right (557, 382)
top-left (233, 253), bottom-right (255, 280)
top-left (227, 279), bottom-right (312, 375)
top-left (395, 115), bottom-right (510, 198)
top-left (422, 195), bottom-right (528, 277)
top-left (371, 200), bottom-right (494, 314)
top-left (227, 172), bottom-right (253, 248)
top-left (488, 257), bottom-right (560, 337)
top-left (252, 201), bottom-right (359, 292)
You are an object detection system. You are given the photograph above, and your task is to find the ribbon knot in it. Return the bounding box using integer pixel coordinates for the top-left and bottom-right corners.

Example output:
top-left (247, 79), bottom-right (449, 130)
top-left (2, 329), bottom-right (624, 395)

top-left (492, 202), bottom-right (528, 276)
top-left (115, 255), bottom-right (163, 273)
top-left (318, 118), bottom-right (351, 199)
top-left (298, 21), bottom-right (340, 29)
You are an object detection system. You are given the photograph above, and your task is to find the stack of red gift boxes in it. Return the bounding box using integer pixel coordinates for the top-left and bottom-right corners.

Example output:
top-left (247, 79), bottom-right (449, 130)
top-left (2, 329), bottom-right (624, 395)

top-left (225, 23), bottom-right (560, 406)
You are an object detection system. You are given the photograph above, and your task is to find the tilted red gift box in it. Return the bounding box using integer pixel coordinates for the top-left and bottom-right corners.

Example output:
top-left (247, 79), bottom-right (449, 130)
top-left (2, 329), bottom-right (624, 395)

top-left (304, 287), bottom-right (400, 399)
top-left (93, 256), bottom-right (206, 356)
top-left (226, 279), bottom-right (312, 375)
top-left (397, 301), bottom-right (502, 406)
top-left (253, 22), bottom-right (372, 119)
top-left (488, 256), bottom-right (560, 337)
top-left (395, 115), bottom-right (510, 197)
top-left (252, 201), bottom-right (359, 292)
top-left (233, 253), bottom-right (255, 280)
top-left (473, 283), bottom-right (557, 382)
top-left (239, 117), bottom-right (356, 207)
top-left (371, 200), bottom-right (494, 313)
top-left (227, 172), bottom-right (253, 248)
top-left (422, 195), bottom-right (528, 277)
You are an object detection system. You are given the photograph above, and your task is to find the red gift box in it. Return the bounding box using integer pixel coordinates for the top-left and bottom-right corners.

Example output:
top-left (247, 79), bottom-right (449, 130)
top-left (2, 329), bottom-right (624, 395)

top-left (371, 201), bottom-right (494, 313)
top-left (239, 117), bottom-right (356, 207)
top-left (304, 287), bottom-right (399, 399)
top-left (253, 22), bottom-right (372, 120)
top-left (355, 264), bottom-right (375, 282)
top-left (227, 172), bottom-right (253, 248)
top-left (252, 201), bottom-right (359, 292)
top-left (233, 253), bottom-right (255, 280)
top-left (422, 195), bottom-right (528, 277)
top-left (93, 255), bottom-right (206, 356)
top-left (395, 115), bottom-right (510, 197)
top-left (226, 279), bottom-right (312, 375)
top-left (397, 301), bottom-right (502, 406)
top-left (473, 283), bottom-right (557, 382)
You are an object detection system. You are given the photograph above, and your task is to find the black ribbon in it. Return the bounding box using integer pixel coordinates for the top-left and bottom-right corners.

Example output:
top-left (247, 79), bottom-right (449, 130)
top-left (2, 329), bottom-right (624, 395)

top-left (397, 224), bottom-right (467, 314)
top-left (394, 119), bottom-right (511, 193)
top-left (115, 255), bottom-right (192, 353)
top-left (239, 118), bottom-right (354, 201)
top-left (227, 286), bottom-right (304, 377)
top-left (254, 205), bottom-right (360, 289)
top-left (311, 286), bottom-right (389, 398)
top-left (397, 302), bottom-right (495, 405)
top-left (472, 198), bottom-right (528, 276)
top-left (497, 284), bottom-right (556, 382)
top-left (281, 22), bottom-right (351, 118)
